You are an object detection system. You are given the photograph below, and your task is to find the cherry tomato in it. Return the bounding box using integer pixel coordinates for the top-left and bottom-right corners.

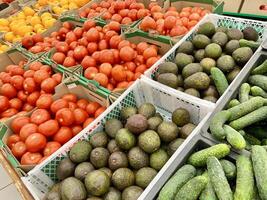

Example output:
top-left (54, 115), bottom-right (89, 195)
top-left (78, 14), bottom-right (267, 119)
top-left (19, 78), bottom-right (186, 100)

top-left (25, 133), bottom-right (47, 153)
top-left (71, 125), bottom-right (83, 136)
top-left (12, 141), bottom-right (27, 158)
top-left (38, 120), bottom-right (59, 137)
top-left (50, 99), bottom-right (69, 113)
top-left (30, 109), bottom-right (51, 125)
top-left (53, 127), bottom-right (73, 145)
top-left (43, 141), bottom-right (61, 156)
top-left (55, 108), bottom-right (74, 126)
top-left (21, 152), bottom-right (42, 165)
top-left (36, 94), bottom-right (53, 109)
top-left (19, 123), bottom-right (38, 141)
top-left (11, 116), bottom-right (30, 134)
top-left (7, 134), bottom-right (21, 149)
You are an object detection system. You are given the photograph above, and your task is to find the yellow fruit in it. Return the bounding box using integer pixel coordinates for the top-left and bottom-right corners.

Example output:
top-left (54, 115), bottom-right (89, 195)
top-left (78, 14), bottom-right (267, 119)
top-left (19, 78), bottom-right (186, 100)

top-left (0, 18), bottom-right (9, 26)
top-left (4, 32), bottom-right (15, 43)
top-left (62, 4), bottom-right (69, 9)
top-left (17, 12), bottom-right (26, 19)
top-left (30, 16), bottom-right (42, 26)
top-left (34, 24), bottom-right (44, 32)
top-left (0, 26), bottom-right (9, 32)
top-left (60, 0), bottom-right (68, 6)
top-left (37, 28), bottom-right (46, 34)
top-left (0, 45), bottom-right (9, 52)
top-left (17, 26), bottom-right (33, 37)
top-left (38, 0), bottom-right (47, 6)
top-left (74, 0), bottom-right (89, 7)
top-left (52, 6), bottom-right (63, 15)
top-left (43, 18), bottom-right (56, 28)
top-left (23, 6), bottom-right (35, 16)
top-left (41, 12), bottom-right (52, 19)
top-left (69, 2), bottom-right (78, 9)
top-left (25, 32), bottom-right (35, 37)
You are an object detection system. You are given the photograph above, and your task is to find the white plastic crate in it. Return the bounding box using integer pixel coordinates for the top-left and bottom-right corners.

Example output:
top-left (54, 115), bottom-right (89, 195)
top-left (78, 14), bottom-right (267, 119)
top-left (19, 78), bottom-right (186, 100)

top-left (22, 78), bottom-right (213, 199)
top-left (144, 13), bottom-right (267, 109)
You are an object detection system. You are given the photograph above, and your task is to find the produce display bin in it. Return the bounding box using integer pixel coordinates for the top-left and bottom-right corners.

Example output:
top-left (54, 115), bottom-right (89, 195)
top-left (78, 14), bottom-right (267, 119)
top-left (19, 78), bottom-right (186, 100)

top-left (0, 0), bottom-right (20, 18)
top-left (145, 13), bottom-right (267, 109)
top-left (21, 77), bottom-right (212, 199)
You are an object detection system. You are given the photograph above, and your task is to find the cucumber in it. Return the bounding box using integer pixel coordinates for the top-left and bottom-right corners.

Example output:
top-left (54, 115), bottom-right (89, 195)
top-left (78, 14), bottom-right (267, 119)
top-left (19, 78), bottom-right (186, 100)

top-left (251, 145), bottom-right (267, 200)
top-left (238, 130), bottom-right (246, 136)
top-left (196, 168), bottom-right (205, 176)
top-left (220, 159), bottom-right (236, 180)
top-left (251, 60), bottom-right (267, 75)
top-left (227, 99), bottom-right (240, 109)
top-left (207, 156), bottom-right (233, 200)
top-left (239, 39), bottom-right (260, 51)
top-left (238, 83), bottom-right (250, 103)
top-left (211, 67), bottom-right (229, 96)
top-left (188, 144), bottom-right (230, 167)
top-left (243, 133), bottom-right (261, 145)
top-left (262, 139), bottom-right (267, 145)
top-left (227, 97), bottom-right (264, 121)
top-left (200, 179), bottom-right (218, 200)
top-left (229, 106), bottom-right (267, 130)
top-left (224, 125), bottom-right (246, 150)
top-left (251, 86), bottom-right (267, 98)
top-left (175, 175), bottom-right (207, 200)
top-left (234, 155), bottom-right (255, 200)
top-left (245, 125), bottom-right (267, 139)
top-left (248, 75), bottom-right (267, 91)
top-left (210, 110), bottom-right (231, 140)
top-left (158, 164), bottom-right (196, 200)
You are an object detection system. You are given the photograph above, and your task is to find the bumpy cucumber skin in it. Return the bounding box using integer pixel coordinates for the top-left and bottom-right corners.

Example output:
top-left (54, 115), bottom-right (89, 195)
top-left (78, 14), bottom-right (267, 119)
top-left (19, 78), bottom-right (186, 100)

top-left (245, 125), bottom-right (267, 140)
top-left (224, 125), bottom-right (246, 150)
top-left (211, 67), bottom-right (229, 96)
top-left (243, 133), bottom-right (261, 145)
top-left (158, 165), bottom-right (196, 200)
top-left (229, 106), bottom-right (267, 130)
top-left (227, 99), bottom-right (240, 109)
top-left (234, 155), bottom-right (255, 200)
top-left (251, 145), bottom-right (267, 200)
top-left (188, 144), bottom-right (230, 167)
top-left (239, 83), bottom-right (250, 103)
top-left (220, 159), bottom-right (236, 180)
top-left (251, 86), bottom-right (267, 98)
top-left (207, 156), bottom-right (233, 200)
top-left (175, 175), bottom-right (208, 200)
top-left (227, 97), bottom-right (264, 121)
top-left (251, 60), bottom-right (267, 75)
top-left (248, 75), bottom-right (267, 91)
top-left (200, 178), bottom-right (218, 200)
top-left (210, 110), bottom-right (231, 140)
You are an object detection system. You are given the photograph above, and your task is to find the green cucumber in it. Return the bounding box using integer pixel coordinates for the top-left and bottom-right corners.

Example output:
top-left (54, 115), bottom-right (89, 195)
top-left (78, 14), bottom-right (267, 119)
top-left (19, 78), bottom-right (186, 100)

top-left (159, 165), bottom-right (196, 200)
top-left (261, 139), bottom-right (267, 145)
top-left (188, 144), bottom-right (230, 167)
top-left (210, 110), bottom-right (231, 140)
top-left (224, 125), bottom-right (246, 150)
top-left (227, 99), bottom-right (240, 109)
top-left (248, 75), bottom-right (267, 91)
top-left (175, 175), bottom-right (207, 200)
top-left (251, 86), bottom-right (267, 98)
top-left (251, 145), bottom-right (267, 200)
top-left (234, 155), bottom-right (255, 200)
top-left (245, 125), bottom-right (267, 140)
top-left (196, 168), bottom-right (205, 176)
top-left (227, 97), bottom-right (264, 121)
top-left (239, 39), bottom-right (260, 51)
top-left (207, 156), bottom-right (233, 200)
top-left (220, 159), bottom-right (236, 180)
top-left (211, 67), bottom-right (229, 96)
top-left (243, 133), bottom-right (261, 145)
top-left (251, 60), bottom-right (267, 75)
top-left (199, 178), bottom-right (218, 200)
top-left (229, 106), bottom-right (267, 130)
top-left (239, 83), bottom-right (250, 103)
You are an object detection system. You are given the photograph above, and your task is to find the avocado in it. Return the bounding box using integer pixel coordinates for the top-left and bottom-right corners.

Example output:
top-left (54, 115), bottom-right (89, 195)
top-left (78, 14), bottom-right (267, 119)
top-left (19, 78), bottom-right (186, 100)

top-left (120, 106), bottom-right (137, 121)
top-left (157, 73), bottom-right (180, 89)
top-left (205, 43), bottom-right (222, 59)
top-left (90, 131), bottom-right (108, 148)
top-left (99, 167), bottom-right (112, 178)
top-left (197, 22), bottom-right (215, 37)
top-left (105, 118), bottom-right (123, 138)
top-left (184, 72), bottom-right (210, 90)
top-left (243, 27), bottom-right (258, 41)
top-left (157, 121), bottom-right (179, 142)
top-left (138, 103), bottom-right (156, 119)
top-left (56, 158), bottom-right (76, 180)
top-left (154, 113), bottom-right (163, 120)
top-left (227, 28), bottom-right (244, 40)
top-left (176, 75), bottom-right (184, 87)
top-left (203, 96), bottom-right (217, 103)
top-left (74, 162), bottom-right (95, 181)
top-left (108, 151), bottom-right (128, 171)
top-left (85, 170), bottom-right (110, 196)
top-left (194, 49), bottom-right (205, 62)
top-left (192, 34), bottom-right (211, 49)
top-left (182, 63), bottom-right (203, 78)
top-left (122, 186), bottom-right (143, 200)
top-left (126, 114), bottom-right (148, 134)
top-left (227, 67), bottom-right (241, 83)
top-left (217, 55), bottom-right (235, 72)
top-left (112, 168), bottom-right (135, 190)
top-left (180, 123), bottom-right (196, 139)
top-left (216, 26), bottom-right (228, 33)
top-left (177, 87), bottom-right (184, 92)
top-left (60, 177), bottom-right (87, 200)
top-left (158, 62), bottom-right (178, 75)
top-left (175, 53), bottom-right (194, 70)
top-left (147, 116), bottom-right (163, 131)
top-left (107, 139), bottom-right (120, 153)
top-left (232, 47), bottom-right (253, 65)
top-left (90, 147), bottom-right (110, 168)
top-left (69, 141), bottom-right (92, 163)
top-left (135, 167), bottom-right (157, 188)
top-left (103, 187), bottom-right (121, 200)
top-left (167, 138), bottom-right (185, 156)
top-left (128, 146), bottom-right (149, 170)
top-left (172, 108), bottom-right (190, 127)
top-left (115, 128), bottom-right (136, 150)
top-left (177, 41), bottom-right (194, 55)
top-left (202, 85), bottom-right (219, 98)
top-left (212, 32), bottom-right (228, 47)
top-left (225, 40), bottom-right (240, 55)
top-left (184, 88), bottom-right (200, 98)
top-left (138, 130), bottom-right (161, 153)
top-left (45, 183), bottom-right (61, 200)
top-left (150, 149), bottom-right (169, 170)
top-left (200, 58), bottom-right (216, 74)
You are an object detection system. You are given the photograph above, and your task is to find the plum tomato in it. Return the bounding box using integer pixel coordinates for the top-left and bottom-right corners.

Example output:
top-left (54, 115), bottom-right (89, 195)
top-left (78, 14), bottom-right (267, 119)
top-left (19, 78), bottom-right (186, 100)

top-left (95, 106), bottom-right (106, 118)
top-left (52, 52), bottom-right (66, 65)
top-left (1, 108), bottom-right (18, 118)
top-left (33, 70), bottom-right (50, 84)
top-left (86, 102), bottom-right (101, 116)
top-left (27, 91), bottom-right (40, 106)
top-left (12, 141), bottom-right (27, 158)
top-left (21, 152), bottom-right (42, 165)
top-left (30, 109), bottom-right (51, 125)
top-left (19, 123), bottom-right (38, 141)
top-left (0, 95), bottom-right (10, 112)
top-left (55, 108), bottom-right (74, 126)
top-left (36, 94), bottom-right (53, 109)
top-left (22, 103), bottom-right (34, 112)
top-left (50, 99), bottom-right (69, 113)
top-left (0, 83), bottom-right (17, 99)
top-left (9, 98), bottom-right (23, 110)
top-left (38, 119), bottom-right (59, 137)
top-left (43, 141), bottom-right (61, 156)
top-left (11, 116), bottom-right (30, 134)
top-left (68, 102), bottom-right (78, 111)
top-left (52, 73), bottom-right (62, 84)
top-left (23, 78), bottom-right (37, 94)
top-left (71, 125), bottom-right (83, 136)
top-left (41, 78), bottom-right (57, 93)
top-left (73, 108), bottom-right (88, 125)
top-left (53, 127), bottom-right (73, 145)
top-left (7, 134), bottom-right (21, 149)
top-left (77, 99), bottom-right (89, 110)
top-left (73, 46), bottom-right (88, 61)
top-left (62, 93), bottom-right (77, 103)
top-left (10, 75), bottom-right (24, 90)
top-left (83, 118), bottom-right (94, 128)
top-left (25, 133), bottom-right (47, 153)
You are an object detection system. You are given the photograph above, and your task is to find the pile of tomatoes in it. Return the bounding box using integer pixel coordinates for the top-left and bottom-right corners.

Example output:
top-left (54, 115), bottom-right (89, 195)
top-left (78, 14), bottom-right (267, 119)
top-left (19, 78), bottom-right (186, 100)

top-left (7, 93), bottom-right (106, 165)
top-left (0, 61), bottom-right (62, 120)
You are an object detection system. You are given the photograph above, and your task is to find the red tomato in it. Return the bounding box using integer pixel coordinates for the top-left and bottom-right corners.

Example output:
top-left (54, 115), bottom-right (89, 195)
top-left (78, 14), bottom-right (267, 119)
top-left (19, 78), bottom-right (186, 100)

top-left (12, 141), bottom-right (27, 158)
top-left (62, 94), bottom-right (77, 103)
top-left (52, 73), bottom-right (62, 84)
top-left (38, 120), bottom-right (59, 137)
top-left (1, 83), bottom-right (17, 99)
top-left (41, 78), bottom-right (57, 93)
top-left (73, 46), bottom-right (88, 61)
top-left (22, 103), bottom-right (34, 112)
top-left (68, 102), bottom-right (78, 111)
top-left (10, 75), bottom-right (24, 90)
top-left (77, 99), bottom-right (89, 110)
top-left (27, 91), bottom-right (40, 106)
top-left (119, 46), bottom-right (135, 62)
top-left (11, 116), bottom-right (30, 134)
top-left (95, 106), bottom-right (106, 118)
top-left (86, 28), bottom-right (100, 42)
top-left (52, 52), bottom-right (66, 65)
top-left (63, 56), bottom-right (76, 67)
top-left (99, 63), bottom-right (112, 77)
top-left (56, 108), bottom-right (74, 126)
top-left (81, 56), bottom-right (96, 69)
top-left (112, 65), bottom-right (127, 82)
top-left (23, 70), bottom-right (35, 78)
top-left (71, 125), bottom-right (83, 136)
top-left (25, 133), bottom-right (47, 153)
top-left (21, 152), bottom-right (42, 165)
top-left (50, 99), bottom-right (69, 113)
top-left (0, 96), bottom-right (9, 112)
top-left (19, 123), bottom-right (38, 141)
top-left (30, 109), bottom-right (51, 125)
top-left (23, 78), bottom-right (36, 94)
top-left (83, 118), bottom-right (95, 128)
top-left (73, 108), bottom-right (88, 125)
top-left (53, 127), bottom-right (73, 145)
top-left (43, 141), bottom-right (61, 156)
top-left (93, 73), bottom-right (109, 87)
top-left (84, 67), bottom-right (98, 80)
top-left (33, 70), bottom-right (50, 85)
top-left (7, 134), bottom-right (20, 149)
top-left (87, 42), bottom-right (98, 55)
top-left (143, 47), bottom-right (157, 60)
top-left (9, 98), bottom-right (23, 110)
top-left (1, 108), bottom-right (18, 118)
top-left (36, 94), bottom-right (53, 109)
